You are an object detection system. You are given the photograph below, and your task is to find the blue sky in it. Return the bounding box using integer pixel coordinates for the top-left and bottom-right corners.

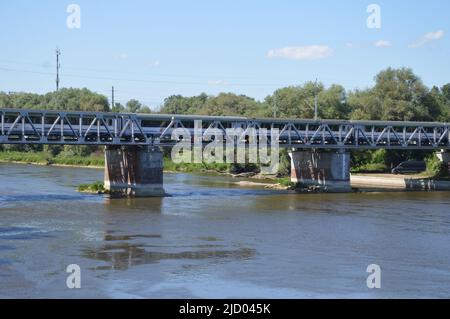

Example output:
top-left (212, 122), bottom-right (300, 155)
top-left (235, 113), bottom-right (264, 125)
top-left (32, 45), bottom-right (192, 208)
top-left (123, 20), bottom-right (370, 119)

top-left (0, 0), bottom-right (449, 109)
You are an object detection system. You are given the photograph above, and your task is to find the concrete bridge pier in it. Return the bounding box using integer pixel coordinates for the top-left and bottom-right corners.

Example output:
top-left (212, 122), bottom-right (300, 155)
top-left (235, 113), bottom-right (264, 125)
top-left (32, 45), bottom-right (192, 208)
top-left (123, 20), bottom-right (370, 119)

top-left (104, 145), bottom-right (164, 197)
top-left (289, 149), bottom-right (351, 192)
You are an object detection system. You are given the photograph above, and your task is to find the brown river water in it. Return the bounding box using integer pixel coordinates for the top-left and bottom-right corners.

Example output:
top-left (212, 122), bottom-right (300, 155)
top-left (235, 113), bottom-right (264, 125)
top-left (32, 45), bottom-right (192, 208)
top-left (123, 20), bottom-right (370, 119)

top-left (0, 163), bottom-right (449, 298)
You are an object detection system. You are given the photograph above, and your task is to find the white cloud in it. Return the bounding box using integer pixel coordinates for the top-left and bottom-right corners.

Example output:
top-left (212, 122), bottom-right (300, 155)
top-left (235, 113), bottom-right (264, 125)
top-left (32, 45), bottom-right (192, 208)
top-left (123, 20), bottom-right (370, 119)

top-left (409, 30), bottom-right (444, 48)
top-left (425, 29), bottom-right (445, 40)
top-left (267, 45), bottom-right (333, 60)
top-left (374, 40), bottom-right (391, 48)
top-left (146, 60), bottom-right (160, 68)
top-left (117, 53), bottom-right (128, 60)
top-left (207, 80), bottom-right (229, 86)
top-left (345, 42), bottom-right (365, 49)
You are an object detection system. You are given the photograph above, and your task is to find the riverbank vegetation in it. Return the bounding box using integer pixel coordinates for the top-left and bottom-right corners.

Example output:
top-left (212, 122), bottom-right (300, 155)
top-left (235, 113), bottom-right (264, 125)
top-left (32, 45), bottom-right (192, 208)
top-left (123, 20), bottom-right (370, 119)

top-left (163, 157), bottom-right (231, 173)
top-left (1, 67), bottom-right (450, 179)
top-left (0, 149), bottom-right (104, 167)
top-left (77, 181), bottom-right (106, 194)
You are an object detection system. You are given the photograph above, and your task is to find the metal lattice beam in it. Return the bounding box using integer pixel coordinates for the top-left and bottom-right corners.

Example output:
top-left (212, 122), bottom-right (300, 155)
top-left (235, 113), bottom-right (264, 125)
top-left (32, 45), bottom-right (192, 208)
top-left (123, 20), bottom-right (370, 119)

top-left (0, 108), bottom-right (449, 150)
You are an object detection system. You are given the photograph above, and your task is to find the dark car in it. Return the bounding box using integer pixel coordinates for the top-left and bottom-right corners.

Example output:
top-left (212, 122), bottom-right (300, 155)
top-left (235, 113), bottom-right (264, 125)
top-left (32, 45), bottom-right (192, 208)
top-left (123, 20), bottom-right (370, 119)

top-left (391, 160), bottom-right (426, 174)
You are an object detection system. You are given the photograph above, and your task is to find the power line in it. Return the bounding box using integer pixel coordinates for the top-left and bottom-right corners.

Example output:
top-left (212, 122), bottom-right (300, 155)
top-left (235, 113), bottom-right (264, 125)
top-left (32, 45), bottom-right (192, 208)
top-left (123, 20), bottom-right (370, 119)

top-left (0, 58), bottom-right (276, 81)
top-left (0, 65), bottom-right (284, 87)
top-left (0, 62), bottom-right (370, 95)
top-left (0, 58), bottom-right (367, 90)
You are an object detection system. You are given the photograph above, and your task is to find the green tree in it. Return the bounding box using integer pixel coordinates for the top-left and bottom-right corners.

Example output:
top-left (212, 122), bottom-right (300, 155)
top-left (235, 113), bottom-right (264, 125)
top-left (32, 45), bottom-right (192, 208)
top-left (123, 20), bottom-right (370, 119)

top-left (265, 82), bottom-right (319, 119)
top-left (202, 93), bottom-right (264, 116)
top-left (441, 83), bottom-right (450, 101)
top-left (160, 93), bottom-right (208, 114)
top-left (375, 68), bottom-right (428, 121)
top-left (0, 88), bottom-right (109, 111)
top-left (139, 105), bottom-right (152, 113)
top-left (348, 89), bottom-right (382, 120)
top-left (348, 68), bottom-right (440, 121)
top-left (111, 102), bottom-right (125, 113)
top-left (125, 99), bottom-right (142, 113)
top-left (44, 88), bottom-right (109, 111)
top-left (317, 84), bottom-right (349, 119)
top-left (439, 83), bottom-right (450, 121)
top-left (0, 92), bottom-right (12, 108)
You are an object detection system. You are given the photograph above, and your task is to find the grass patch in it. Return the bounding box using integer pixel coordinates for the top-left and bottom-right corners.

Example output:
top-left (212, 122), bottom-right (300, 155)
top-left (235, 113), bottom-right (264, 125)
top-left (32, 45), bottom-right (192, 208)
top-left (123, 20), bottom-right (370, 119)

top-left (163, 157), bottom-right (230, 173)
top-left (53, 154), bottom-right (104, 166)
top-left (77, 181), bottom-right (106, 194)
top-left (0, 151), bottom-right (104, 167)
top-left (351, 163), bottom-right (388, 174)
top-left (0, 150), bottom-right (51, 164)
top-left (276, 177), bottom-right (295, 187)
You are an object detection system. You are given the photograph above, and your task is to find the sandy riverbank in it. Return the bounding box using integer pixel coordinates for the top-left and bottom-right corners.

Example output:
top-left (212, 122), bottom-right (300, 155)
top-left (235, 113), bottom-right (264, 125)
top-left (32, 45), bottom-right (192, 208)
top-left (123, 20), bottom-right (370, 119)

top-left (233, 180), bottom-right (288, 190)
top-left (351, 173), bottom-right (450, 191)
top-left (236, 173), bottom-right (450, 191)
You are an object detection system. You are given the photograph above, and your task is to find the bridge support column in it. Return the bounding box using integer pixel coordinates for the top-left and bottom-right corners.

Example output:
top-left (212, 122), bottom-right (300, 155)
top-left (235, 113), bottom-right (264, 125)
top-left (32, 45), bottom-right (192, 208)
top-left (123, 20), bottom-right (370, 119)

top-left (104, 146), bottom-right (164, 197)
top-left (289, 149), bottom-right (351, 192)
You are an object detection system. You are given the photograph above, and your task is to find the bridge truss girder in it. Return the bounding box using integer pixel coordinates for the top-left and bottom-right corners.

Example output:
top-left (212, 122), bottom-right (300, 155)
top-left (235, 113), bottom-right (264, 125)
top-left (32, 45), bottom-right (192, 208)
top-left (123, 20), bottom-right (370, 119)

top-left (0, 108), bottom-right (449, 150)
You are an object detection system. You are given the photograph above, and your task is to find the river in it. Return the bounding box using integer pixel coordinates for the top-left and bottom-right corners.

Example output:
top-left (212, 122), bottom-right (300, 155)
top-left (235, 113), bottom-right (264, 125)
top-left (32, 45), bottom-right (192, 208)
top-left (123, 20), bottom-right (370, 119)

top-left (0, 163), bottom-right (449, 298)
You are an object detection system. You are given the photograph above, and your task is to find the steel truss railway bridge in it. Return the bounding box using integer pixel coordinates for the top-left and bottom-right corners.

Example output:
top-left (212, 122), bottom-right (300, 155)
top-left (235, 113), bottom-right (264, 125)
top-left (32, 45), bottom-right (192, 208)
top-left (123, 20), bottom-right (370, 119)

top-left (1, 108), bottom-right (449, 195)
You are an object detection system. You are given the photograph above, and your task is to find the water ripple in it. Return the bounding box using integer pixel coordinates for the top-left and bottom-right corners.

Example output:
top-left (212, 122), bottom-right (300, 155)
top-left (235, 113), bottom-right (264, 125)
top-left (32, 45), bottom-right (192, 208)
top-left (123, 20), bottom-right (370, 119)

top-left (0, 227), bottom-right (55, 240)
top-left (0, 194), bottom-right (101, 203)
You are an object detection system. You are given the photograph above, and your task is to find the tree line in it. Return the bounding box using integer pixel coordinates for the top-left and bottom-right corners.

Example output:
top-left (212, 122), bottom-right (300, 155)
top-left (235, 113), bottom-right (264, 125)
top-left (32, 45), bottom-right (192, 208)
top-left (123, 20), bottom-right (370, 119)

top-left (159, 68), bottom-right (450, 122)
top-left (1, 68), bottom-right (449, 122)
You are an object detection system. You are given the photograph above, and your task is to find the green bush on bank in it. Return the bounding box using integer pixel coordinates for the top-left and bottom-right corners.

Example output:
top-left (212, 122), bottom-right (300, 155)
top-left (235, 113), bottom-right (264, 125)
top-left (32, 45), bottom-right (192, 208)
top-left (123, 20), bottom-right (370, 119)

top-left (53, 154), bottom-right (104, 166)
top-left (163, 157), bottom-right (231, 173)
top-left (0, 150), bottom-right (51, 164)
top-left (77, 181), bottom-right (106, 193)
top-left (425, 154), bottom-right (449, 178)
top-left (351, 149), bottom-right (389, 173)
top-left (351, 163), bottom-right (388, 174)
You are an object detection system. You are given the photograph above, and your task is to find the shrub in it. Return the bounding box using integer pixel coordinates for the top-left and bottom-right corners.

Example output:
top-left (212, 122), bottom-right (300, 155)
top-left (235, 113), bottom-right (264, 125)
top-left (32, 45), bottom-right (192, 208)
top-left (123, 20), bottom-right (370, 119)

top-left (371, 149), bottom-right (387, 165)
top-left (77, 181), bottom-right (105, 193)
top-left (276, 149), bottom-right (291, 177)
top-left (425, 154), bottom-right (448, 178)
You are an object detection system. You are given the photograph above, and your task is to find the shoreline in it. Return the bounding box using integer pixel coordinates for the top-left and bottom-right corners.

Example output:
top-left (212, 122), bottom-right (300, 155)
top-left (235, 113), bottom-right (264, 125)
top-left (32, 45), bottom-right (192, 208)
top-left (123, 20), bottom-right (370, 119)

top-left (0, 158), bottom-right (291, 191)
top-left (351, 173), bottom-right (450, 191)
top-left (0, 159), bottom-right (104, 170)
top-left (2, 159), bottom-right (450, 192)
top-left (0, 159), bottom-right (236, 175)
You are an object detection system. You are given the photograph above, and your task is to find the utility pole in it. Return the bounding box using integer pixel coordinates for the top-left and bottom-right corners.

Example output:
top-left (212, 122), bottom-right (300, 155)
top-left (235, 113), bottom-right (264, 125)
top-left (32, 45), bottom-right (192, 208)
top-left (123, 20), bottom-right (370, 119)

top-left (314, 78), bottom-right (318, 121)
top-left (55, 48), bottom-right (61, 91)
top-left (111, 86), bottom-right (115, 110)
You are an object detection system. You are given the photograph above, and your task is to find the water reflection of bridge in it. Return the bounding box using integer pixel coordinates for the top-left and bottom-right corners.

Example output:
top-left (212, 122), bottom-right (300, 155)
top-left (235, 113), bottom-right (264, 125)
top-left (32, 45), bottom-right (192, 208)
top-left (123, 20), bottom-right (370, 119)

top-left (84, 231), bottom-right (255, 271)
